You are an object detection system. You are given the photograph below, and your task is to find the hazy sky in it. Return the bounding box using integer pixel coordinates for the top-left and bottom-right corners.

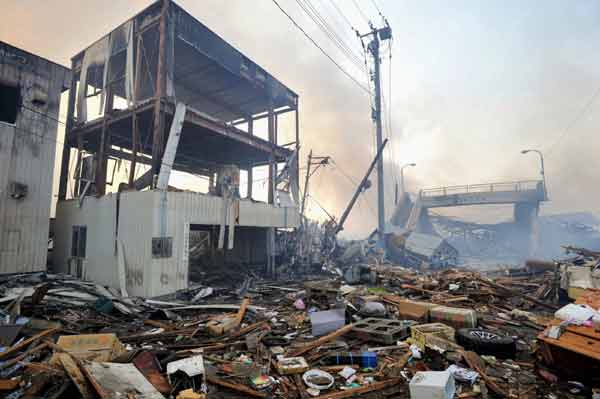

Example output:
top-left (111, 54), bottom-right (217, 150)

top-left (3, 0), bottom-right (600, 238)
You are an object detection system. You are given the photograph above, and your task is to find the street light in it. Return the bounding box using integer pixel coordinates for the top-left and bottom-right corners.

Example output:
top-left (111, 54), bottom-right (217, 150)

top-left (395, 163), bottom-right (416, 204)
top-left (521, 149), bottom-right (547, 199)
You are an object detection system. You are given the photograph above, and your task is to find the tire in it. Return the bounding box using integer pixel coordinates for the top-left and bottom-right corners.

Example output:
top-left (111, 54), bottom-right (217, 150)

top-left (456, 328), bottom-right (517, 358)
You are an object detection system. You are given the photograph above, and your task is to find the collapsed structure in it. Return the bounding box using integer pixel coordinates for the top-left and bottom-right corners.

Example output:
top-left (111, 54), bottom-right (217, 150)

top-left (0, 42), bottom-right (70, 274)
top-left (53, 0), bottom-right (300, 297)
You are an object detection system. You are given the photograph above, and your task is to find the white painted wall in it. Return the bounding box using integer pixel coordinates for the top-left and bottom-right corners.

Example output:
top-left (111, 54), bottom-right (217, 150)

top-left (55, 190), bottom-right (299, 297)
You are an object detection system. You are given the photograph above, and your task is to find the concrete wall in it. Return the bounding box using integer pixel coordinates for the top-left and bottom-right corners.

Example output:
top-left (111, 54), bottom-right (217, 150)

top-left (0, 42), bottom-right (70, 273)
top-left (55, 190), bottom-right (298, 296)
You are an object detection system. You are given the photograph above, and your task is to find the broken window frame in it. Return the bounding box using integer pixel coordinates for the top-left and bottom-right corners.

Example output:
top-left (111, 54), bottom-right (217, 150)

top-left (71, 226), bottom-right (87, 258)
top-left (0, 81), bottom-right (20, 125)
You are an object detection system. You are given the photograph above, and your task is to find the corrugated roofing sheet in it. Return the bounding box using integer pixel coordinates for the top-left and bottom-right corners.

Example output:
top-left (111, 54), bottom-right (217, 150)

top-left (405, 232), bottom-right (444, 258)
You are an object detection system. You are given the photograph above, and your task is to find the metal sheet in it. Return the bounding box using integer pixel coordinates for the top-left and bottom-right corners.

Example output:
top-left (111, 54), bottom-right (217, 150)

top-left (0, 41), bottom-right (71, 274)
top-left (55, 190), bottom-right (299, 297)
top-left (405, 232), bottom-right (445, 258)
top-left (84, 362), bottom-right (164, 399)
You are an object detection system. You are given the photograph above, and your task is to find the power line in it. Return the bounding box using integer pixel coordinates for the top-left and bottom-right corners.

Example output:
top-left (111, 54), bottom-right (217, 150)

top-left (351, 0), bottom-right (371, 24)
top-left (369, 0), bottom-right (384, 18)
top-left (271, 0), bottom-right (370, 94)
top-left (295, 0), bottom-right (364, 69)
top-left (326, 0), bottom-right (357, 32)
top-left (545, 85), bottom-right (600, 156)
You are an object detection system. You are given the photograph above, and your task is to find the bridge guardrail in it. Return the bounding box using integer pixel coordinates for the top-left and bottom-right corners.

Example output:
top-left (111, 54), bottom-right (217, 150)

top-left (420, 180), bottom-right (543, 198)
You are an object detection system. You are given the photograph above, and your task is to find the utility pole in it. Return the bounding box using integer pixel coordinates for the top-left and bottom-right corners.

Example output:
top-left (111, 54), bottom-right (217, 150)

top-left (298, 150), bottom-right (329, 265)
top-left (300, 150), bottom-right (313, 221)
top-left (335, 139), bottom-right (388, 235)
top-left (300, 153), bottom-right (331, 222)
top-left (361, 22), bottom-right (392, 243)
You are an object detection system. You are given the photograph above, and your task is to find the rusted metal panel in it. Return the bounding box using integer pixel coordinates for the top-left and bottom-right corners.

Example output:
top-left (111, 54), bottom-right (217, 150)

top-left (0, 41), bottom-right (70, 274)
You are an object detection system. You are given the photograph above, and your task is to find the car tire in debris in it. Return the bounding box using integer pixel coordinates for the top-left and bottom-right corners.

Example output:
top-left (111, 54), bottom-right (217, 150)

top-left (456, 328), bottom-right (516, 357)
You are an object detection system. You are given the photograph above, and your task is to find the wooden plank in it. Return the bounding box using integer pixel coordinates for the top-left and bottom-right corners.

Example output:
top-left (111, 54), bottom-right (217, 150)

top-left (290, 324), bottom-right (354, 357)
top-left (58, 353), bottom-right (95, 399)
top-left (206, 375), bottom-right (267, 398)
top-left (463, 351), bottom-right (507, 398)
top-left (0, 343), bottom-right (47, 370)
top-left (207, 298), bottom-right (251, 337)
top-left (0, 328), bottom-right (59, 360)
top-left (538, 331), bottom-right (600, 361)
top-left (0, 377), bottom-right (20, 390)
top-left (312, 378), bottom-right (402, 399)
top-left (235, 298), bottom-right (250, 325)
top-left (476, 277), bottom-right (558, 310)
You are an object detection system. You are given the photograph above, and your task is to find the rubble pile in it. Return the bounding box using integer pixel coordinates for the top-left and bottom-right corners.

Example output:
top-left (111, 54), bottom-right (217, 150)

top-left (0, 251), bottom-right (599, 398)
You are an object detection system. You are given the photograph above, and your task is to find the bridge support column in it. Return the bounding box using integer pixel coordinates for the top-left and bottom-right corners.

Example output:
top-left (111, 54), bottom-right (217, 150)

top-left (514, 202), bottom-right (540, 256)
top-left (416, 209), bottom-right (436, 234)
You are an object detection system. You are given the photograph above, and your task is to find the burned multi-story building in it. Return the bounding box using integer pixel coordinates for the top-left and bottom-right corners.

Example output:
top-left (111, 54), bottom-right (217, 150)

top-left (54, 0), bottom-right (300, 297)
top-left (0, 42), bottom-right (70, 273)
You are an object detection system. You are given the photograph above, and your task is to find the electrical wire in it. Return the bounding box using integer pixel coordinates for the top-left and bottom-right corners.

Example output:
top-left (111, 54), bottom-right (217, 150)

top-left (545, 85), bottom-right (600, 156)
top-left (271, 0), bottom-right (370, 94)
top-left (351, 0), bottom-right (371, 24)
top-left (369, 0), bottom-right (384, 19)
top-left (295, 0), bottom-right (365, 69)
top-left (326, 0), bottom-right (357, 32)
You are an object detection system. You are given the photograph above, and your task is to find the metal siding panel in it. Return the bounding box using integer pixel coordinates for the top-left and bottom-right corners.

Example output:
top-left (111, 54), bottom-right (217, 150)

top-left (57, 191), bottom-right (299, 297)
top-left (118, 191), bottom-right (155, 297)
top-left (54, 197), bottom-right (118, 286)
top-left (0, 44), bottom-right (69, 274)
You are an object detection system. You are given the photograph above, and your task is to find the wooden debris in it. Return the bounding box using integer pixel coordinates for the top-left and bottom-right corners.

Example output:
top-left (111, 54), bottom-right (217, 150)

top-left (0, 327), bottom-right (59, 360)
top-left (206, 375), bottom-right (268, 398)
top-left (290, 324), bottom-right (354, 356)
top-left (58, 353), bottom-right (95, 399)
top-left (312, 377), bottom-right (402, 399)
top-left (207, 298), bottom-right (251, 336)
top-left (0, 377), bottom-right (21, 390)
top-left (463, 351), bottom-right (507, 397)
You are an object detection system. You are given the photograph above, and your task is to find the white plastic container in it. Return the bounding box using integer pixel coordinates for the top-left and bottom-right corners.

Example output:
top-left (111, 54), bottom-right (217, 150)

top-left (409, 371), bottom-right (455, 399)
top-left (555, 303), bottom-right (600, 324)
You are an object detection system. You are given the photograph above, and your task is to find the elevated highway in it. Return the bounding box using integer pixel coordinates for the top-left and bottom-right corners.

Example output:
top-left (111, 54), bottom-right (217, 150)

top-left (401, 180), bottom-right (547, 256)
top-left (419, 180), bottom-right (547, 208)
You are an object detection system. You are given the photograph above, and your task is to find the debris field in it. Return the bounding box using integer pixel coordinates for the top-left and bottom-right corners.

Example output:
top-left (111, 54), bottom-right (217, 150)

top-left (0, 246), bottom-right (599, 398)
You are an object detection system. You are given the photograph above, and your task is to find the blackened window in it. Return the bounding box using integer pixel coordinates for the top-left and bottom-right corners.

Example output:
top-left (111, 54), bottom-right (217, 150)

top-left (71, 226), bottom-right (87, 258)
top-left (0, 83), bottom-right (19, 124)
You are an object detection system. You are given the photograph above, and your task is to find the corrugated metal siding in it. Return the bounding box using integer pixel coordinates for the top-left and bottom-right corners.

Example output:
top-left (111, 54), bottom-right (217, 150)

top-left (0, 42), bottom-right (70, 274)
top-left (54, 196), bottom-right (118, 286)
top-left (55, 190), bottom-right (299, 297)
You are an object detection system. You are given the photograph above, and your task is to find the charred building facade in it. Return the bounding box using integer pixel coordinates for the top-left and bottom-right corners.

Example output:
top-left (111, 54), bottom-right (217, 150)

top-left (0, 42), bottom-right (70, 274)
top-left (54, 0), bottom-right (300, 297)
